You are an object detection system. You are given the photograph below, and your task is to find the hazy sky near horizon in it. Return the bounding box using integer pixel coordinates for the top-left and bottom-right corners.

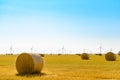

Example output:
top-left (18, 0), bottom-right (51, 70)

top-left (0, 0), bottom-right (120, 53)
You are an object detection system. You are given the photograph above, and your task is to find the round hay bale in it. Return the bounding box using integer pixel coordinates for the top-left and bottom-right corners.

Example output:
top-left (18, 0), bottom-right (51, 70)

top-left (105, 52), bottom-right (116, 61)
top-left (16, 53), bottom-right (44, 74)
top-left (81, 53), bottom-right (89, 60)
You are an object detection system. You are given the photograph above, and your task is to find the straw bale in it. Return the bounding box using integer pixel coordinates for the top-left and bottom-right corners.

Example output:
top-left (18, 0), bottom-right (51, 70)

top-left (105, 52), bottom-right (116, 61)
top-left (16, 53), bottom-right (44, 74)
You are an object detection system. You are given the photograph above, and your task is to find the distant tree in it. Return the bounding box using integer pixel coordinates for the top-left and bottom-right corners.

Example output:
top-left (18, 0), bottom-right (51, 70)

top-left (58, 53), bottom-right (62, 56)
top-left (76, 53), bottom-right (81, 56)
top-left (118, 51), bottom-right (120, 55)
top-left (39, 54), bottom-right (45, 57)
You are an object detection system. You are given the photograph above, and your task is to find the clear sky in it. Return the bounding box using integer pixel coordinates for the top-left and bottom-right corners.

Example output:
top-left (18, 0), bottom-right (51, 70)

top-left (0, 0), bottom-right (120, 54)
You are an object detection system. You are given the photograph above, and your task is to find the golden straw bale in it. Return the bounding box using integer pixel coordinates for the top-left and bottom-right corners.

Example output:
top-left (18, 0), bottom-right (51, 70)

top-left (105, 52), bottom-right (116, 61)
top-left (16, 53), bottom-right (44, 74)
top-left (81, 53), bottom-right (89, 60)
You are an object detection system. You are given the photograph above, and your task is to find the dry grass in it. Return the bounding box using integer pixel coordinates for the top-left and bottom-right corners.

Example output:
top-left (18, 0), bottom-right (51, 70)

top-left (0, 54), bottom-right (120, 80)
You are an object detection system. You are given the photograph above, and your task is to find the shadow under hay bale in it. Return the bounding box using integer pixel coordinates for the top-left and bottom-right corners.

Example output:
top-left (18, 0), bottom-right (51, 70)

top-left (81, 53), bottom-right (89, 60)
top-left (16, 72), bottom-right (47, 77)
top-left (105, 52), bottom-right (116, 61)
top-left (16, 53), bottom-right (44, 74)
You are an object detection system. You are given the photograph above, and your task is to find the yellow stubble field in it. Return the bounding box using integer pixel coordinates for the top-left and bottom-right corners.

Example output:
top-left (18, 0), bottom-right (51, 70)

top-left (0, 54), bottom-right (120, 80)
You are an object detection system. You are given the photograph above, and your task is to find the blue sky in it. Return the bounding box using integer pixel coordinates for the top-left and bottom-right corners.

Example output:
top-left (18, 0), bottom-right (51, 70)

top-left (0, 0), bottom-right (120, 54)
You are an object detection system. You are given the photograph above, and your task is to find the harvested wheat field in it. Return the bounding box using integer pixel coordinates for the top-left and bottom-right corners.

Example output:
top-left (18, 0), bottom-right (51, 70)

top-left (0, 54), bottom-right (120, 80)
